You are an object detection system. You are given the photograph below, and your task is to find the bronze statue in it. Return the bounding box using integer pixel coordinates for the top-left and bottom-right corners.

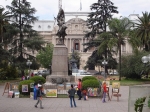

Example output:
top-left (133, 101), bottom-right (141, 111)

top-left (56, 8), bottom-right (67, 44)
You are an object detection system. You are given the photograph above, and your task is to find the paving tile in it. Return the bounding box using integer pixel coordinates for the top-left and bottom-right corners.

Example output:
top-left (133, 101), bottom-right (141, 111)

top-left (1, 85), bottom-right (149, 112)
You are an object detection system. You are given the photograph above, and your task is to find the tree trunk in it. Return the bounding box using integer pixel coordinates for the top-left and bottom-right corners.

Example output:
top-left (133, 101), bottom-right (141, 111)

top-left (119, 38), bottom-right (121, 81)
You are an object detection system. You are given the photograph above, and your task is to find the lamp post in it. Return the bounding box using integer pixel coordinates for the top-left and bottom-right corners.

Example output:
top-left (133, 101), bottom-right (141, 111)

top-left (102, 60), bottom-right (108, 80)
top-left (26, 60), bottom-right (32, 71)
top-left (141, 55), bottom-right (150, 78)
top-left (49, 64), bottom-right (51, 74)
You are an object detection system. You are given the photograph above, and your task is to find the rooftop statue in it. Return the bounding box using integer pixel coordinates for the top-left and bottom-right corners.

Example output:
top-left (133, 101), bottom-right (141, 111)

top-left (56, 8), bottom-right (67, 44)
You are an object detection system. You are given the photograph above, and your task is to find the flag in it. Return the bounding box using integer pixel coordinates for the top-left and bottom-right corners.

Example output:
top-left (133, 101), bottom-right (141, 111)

top-left (80, 0), bottom-right (82, 11)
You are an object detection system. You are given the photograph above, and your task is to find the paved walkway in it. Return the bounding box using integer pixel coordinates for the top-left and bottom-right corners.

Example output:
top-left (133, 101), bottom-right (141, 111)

top-left (0, 84), bottom-right (130, 112)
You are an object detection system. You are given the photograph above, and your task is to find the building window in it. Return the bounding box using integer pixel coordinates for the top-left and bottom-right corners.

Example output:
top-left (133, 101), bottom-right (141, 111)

top-left (75, 43), bottom-right (79, 50)
top-left (74, 39), bottom-right (80, 50)
top-left (75, 25), bottom-right (78, 29)
top-left (38, 25), bottom-right (41, 28)
top-left (48, 25), bottom-right (51, 28)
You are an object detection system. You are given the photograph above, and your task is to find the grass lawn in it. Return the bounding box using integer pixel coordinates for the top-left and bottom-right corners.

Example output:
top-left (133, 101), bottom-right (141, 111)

top-left (96, 75), bottom-right (150, 86)
top-left (109, 79), bottom-right (150, 86)
top-left (0, 79), bottom-right (21, 85)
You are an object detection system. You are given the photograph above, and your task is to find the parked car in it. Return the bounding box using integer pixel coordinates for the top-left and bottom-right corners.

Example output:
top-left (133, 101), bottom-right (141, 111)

top-left (78, 70), bottom-right (91, 75)
top-left (37, 69), bottom-right (50, 75)
top-left (72, 70), bottom-right (92, 80)
top-left (109, 71), bottom-right (118, 75)
top-left (94, 71), bottom-right (107, 76)
top-left (33, 71), bottom-right (38, 75)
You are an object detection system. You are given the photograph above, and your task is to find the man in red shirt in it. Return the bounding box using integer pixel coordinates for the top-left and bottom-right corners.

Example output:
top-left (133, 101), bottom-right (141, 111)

top-left (77, 79), bottom-right (82, 100)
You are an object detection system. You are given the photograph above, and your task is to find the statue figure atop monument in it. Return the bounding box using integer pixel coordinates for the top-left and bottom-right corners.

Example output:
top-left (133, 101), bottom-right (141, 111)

top-left (56, 7), bottom-right (67, 44)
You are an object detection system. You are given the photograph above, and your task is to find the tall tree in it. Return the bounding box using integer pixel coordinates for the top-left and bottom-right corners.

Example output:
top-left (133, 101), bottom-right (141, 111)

top-left (85, 0), bottom-right (118, 40)
top-left (135, 12), bottom-right (150, 51)
top-left (6, 0), bottom-right (45, 73)
top-left (84, 0), bottom-right (118, 70)
top-left (107, 17), bottom-right (133, 80)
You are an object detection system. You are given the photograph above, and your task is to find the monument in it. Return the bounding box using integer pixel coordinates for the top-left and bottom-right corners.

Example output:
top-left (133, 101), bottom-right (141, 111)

top-left (46, 7), bottom-right (75, 85)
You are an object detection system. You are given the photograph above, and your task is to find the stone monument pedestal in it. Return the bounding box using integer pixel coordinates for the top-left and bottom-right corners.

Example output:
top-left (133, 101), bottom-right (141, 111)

top-left (46, 44), bottom-right (75, 84)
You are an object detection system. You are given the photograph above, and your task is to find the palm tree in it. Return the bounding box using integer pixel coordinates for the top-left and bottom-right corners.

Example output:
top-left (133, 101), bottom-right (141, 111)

top-left (0, 6), bottom-right (10, 43)
top-left (96, 32), bottom-right (117, 74)
top-left (135, 12), bottom-right (150, 51)
top-left (0, 6), bottom-right (12, 62)
top-left (128, 29), bottom-right (142, 55)
top-left (107, 17), bottom-right (133, 80)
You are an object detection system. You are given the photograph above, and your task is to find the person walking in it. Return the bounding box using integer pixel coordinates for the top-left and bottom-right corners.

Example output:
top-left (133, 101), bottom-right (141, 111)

top-left (102, 81), bottom-right (107, 103)
top-left (35, 84), bottom-right (44, 109)
top-left (68, 84), bottom-right (77, 108)
top-left (77, 79), bottom-right (82, 100)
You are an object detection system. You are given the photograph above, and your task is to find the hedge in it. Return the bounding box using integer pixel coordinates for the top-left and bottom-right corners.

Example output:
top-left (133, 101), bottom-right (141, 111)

top-left (82, 76), bottom-right (97, 82)
top-left (19, 80), bottom-right (35, 95)
top-left (82, 79), bottom-right (99, 89)
top-left (30, 76), bottom-right (46, 84)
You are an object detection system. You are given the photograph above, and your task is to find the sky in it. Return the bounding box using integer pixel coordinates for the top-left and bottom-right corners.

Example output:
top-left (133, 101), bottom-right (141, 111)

top-left (1, 0), bottom-right (150, 21)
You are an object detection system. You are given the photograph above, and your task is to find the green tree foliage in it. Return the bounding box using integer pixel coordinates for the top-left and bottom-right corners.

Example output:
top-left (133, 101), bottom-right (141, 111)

top-left (83, 0), bottom-right (118, 70)
top-left (36, 43), bottom-right (53, 69)
top-left (134, 97), bottom-right (146, 112)
top-left (82, 80), bottom-right (99, 90)
top-left (6, 0), bottom-right (45, 73)
top-left (121, 51), bottom-right (149, 79)
top-left (30, 76), bottom-right (46, 84)
top-left (0, 61), bottom-right (18, 80)
top-left (128, 29), bottom-right (142, 54)
top-left (107, 17), bottom-right (133, 80)
top-left (85, 0), bottom-right (118, 39)
top-left (82, 76), bottom-right (97, 82)
top-left (148, 97), bottom-right (150, 108)
top-left (135, 12), bottom-right (150, 51)
top-left (0, 7), bottom-right (12, 62)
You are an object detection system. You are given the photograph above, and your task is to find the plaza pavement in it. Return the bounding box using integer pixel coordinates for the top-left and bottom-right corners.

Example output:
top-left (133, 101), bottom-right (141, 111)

top-left (0, 84), bottom-right (130, 112)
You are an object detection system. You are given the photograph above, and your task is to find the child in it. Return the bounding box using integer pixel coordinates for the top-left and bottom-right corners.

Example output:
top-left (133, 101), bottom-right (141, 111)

top-left (82, 89), bottom-right (87, 100)
top-left (35, 84), bottom-right (44, 109)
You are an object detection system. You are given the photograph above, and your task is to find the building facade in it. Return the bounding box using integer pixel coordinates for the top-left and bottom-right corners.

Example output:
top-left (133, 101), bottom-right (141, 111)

top-left (32, 15), bottom-right (136, 70)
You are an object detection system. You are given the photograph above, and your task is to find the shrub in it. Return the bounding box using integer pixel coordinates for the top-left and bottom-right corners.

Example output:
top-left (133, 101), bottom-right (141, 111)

top-left (82, 76), bottom-right (97, 82)
top-left (19, 80), bottom-right (35, 95)
top-left (82, 79), bottom-right (99, 89)
top-left (148, 97), bottom-right (150, 108)
top-left (30, 76), bottom-right (46, 84)
top-left (0, 65), bottom-right (18, 80)
top-left (121, 51), bottom-right (150, 79)
top-left (134, 97), bottom-right (146, 112)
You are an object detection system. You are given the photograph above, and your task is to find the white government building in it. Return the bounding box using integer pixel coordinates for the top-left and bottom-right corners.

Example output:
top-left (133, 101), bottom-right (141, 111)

top-left (31, 14), bottom-right (139, 70)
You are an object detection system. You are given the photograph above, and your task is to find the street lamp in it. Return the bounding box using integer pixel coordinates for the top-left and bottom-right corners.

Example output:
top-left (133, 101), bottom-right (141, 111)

top-left (26, 60), bottom-right (32, 71)
top-left (141, 55), bottom-right (150, 64)
top-left (141, 55), bottom-right (150, 78)
top-left (102, 60), bottom-right (108, 80)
